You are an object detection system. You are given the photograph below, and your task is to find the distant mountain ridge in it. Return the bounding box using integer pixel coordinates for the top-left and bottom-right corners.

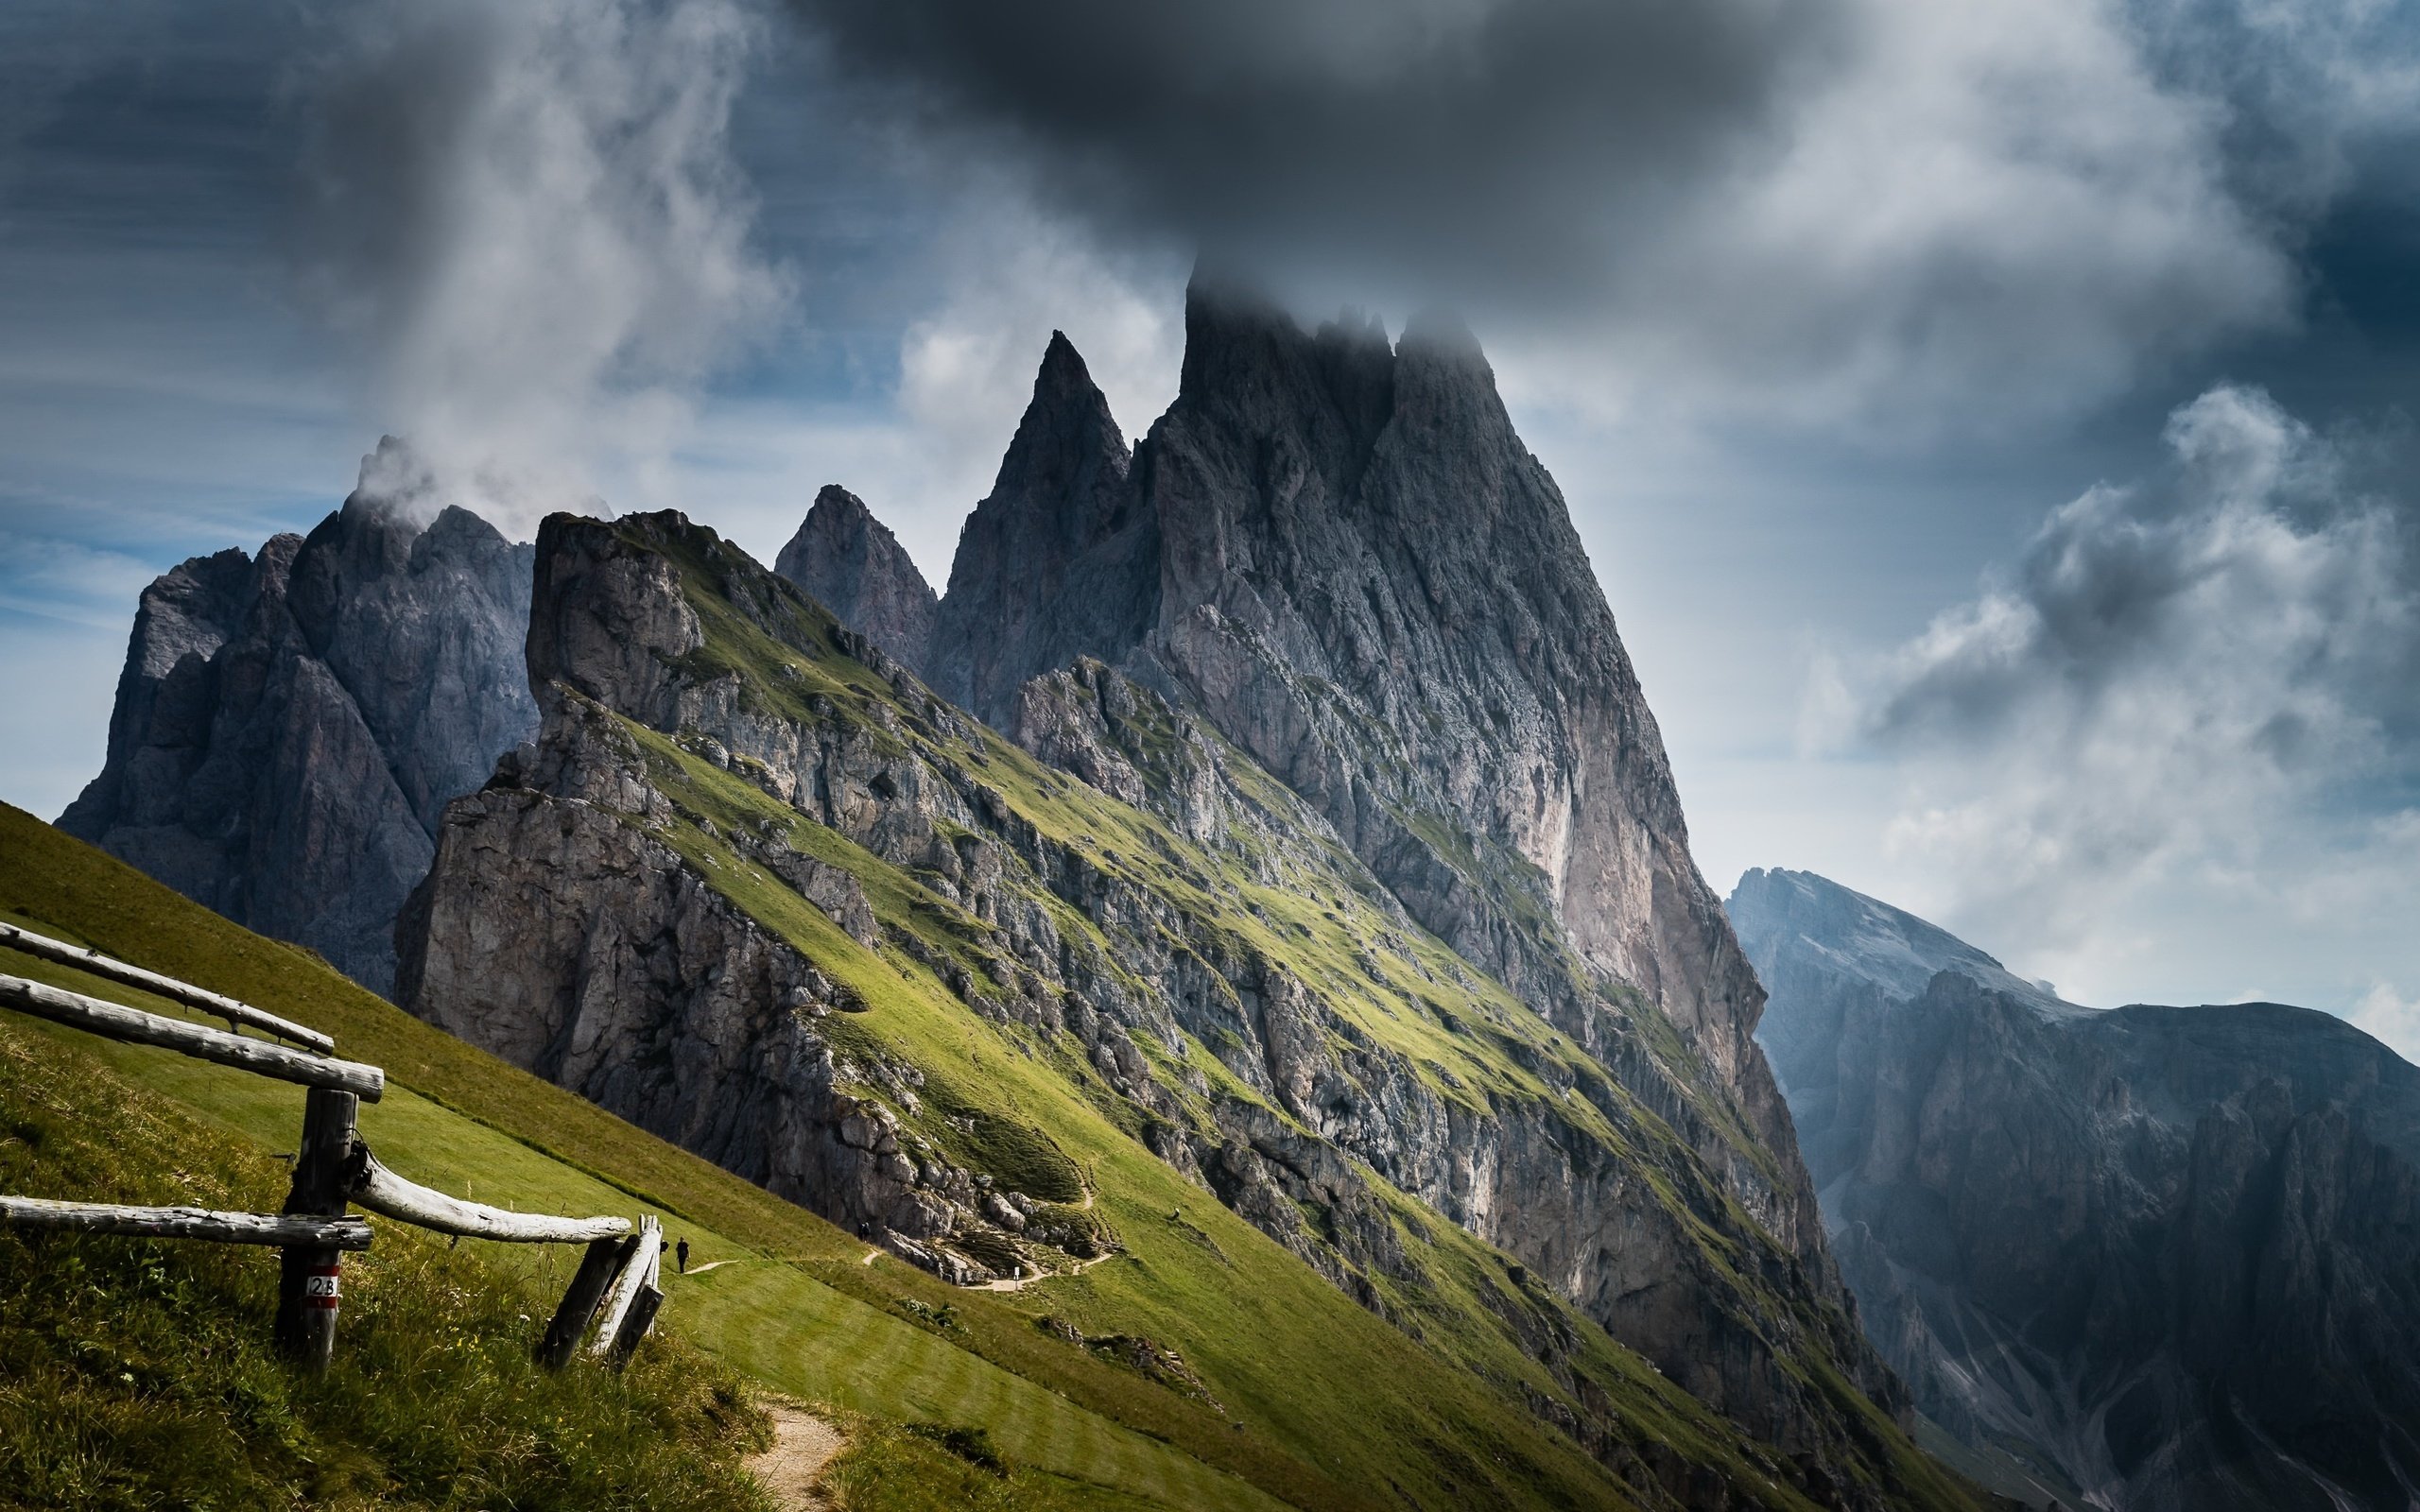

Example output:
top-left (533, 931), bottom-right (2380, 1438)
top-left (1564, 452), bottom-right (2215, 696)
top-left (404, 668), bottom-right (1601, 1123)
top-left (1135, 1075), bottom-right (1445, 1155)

top-left (59, 438), bottom-right (536, 993)
top-left (67, 286), bottom-right (2006, 1506)
top-left (1732, 867), bottom-right (2420, 1512)
top-left (383, 280), bottom-right (1993, 1505)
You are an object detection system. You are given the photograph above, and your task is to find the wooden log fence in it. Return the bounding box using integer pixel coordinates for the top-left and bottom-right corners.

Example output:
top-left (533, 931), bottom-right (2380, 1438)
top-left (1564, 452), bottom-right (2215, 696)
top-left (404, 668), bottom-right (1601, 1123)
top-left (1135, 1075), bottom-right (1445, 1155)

top-left (0, 921), bottom-right (335, 1052)
top-left (347, 1139), bottom-right (631, 1244)
top-left (590, 1215), bottom-right (665, 1369)
top-left (0, 974), bottom-right (382, 1100)
top-left (0, 1194), bottom-right (372, 1249)
top-left (274, 1087), bottom-right (357, 1371)
top-left (0, 941), bottom-right (658, 1375)
top-left (539, 1235), bottom-right (636, 1369)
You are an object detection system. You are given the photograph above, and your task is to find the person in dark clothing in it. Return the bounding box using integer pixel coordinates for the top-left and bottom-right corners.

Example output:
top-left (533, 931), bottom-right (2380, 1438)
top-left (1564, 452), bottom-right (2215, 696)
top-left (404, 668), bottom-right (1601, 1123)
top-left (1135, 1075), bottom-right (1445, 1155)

top-left (676, 1237), bottom-right (690, 1274)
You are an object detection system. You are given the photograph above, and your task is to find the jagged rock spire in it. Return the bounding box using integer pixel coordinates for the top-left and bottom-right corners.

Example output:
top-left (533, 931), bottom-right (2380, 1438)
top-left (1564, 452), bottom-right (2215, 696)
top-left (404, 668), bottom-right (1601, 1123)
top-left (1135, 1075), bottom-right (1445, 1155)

top-left (59, 460), bottom-right (536, 996)
top-left (773, 484), bottom-right (939, 673)
top-left (927, 330), bottom-right (1154, 722)
top-left (929, 271), bottom-right (1820, 1294)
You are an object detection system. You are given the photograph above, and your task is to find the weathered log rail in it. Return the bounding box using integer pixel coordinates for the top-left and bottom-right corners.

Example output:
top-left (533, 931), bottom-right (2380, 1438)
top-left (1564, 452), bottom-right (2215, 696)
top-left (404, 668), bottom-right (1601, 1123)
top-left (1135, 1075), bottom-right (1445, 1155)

top-left (348, 1139), bottom-right (631, 1244)
top-left (0, 921), bottom-right (334, 1052)
top-left (0, 1194), bottom-right (372, 1249)
top-left (0, 974), bottom-right (383, 1100)
top-left (0, 941), bottom-right (659, 1374)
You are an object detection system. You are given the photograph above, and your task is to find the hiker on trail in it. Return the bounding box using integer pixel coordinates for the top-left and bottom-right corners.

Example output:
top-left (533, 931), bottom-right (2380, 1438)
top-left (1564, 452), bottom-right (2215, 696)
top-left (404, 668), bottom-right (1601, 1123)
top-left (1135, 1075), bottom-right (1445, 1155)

top-left (677, 1237), bottom-right (690, 1274)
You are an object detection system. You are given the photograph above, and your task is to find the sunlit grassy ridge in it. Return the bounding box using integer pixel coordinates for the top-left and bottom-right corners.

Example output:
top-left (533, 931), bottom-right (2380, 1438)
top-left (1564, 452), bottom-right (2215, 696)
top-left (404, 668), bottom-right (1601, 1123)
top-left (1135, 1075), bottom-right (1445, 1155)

top-left (0, 807), bottom-right (1305, 1512)
top-left (0, 787), bottom-right (1888, 1509)
top-left (0, 1002), bottom-right (771, 1512)
top-left (0, 507), bottom-right (1985, 1510)
top-left (553, 514), bottom-right (1984, 1510)
top-left (4, 803), bottom-right (1753, 1510)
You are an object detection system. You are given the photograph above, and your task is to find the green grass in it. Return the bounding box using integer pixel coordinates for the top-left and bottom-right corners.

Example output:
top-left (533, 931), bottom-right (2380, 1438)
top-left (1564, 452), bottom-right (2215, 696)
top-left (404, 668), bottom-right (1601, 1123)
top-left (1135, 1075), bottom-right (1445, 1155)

top-left (818, 1408), bottom-right (1139, 1512)
top-left (0, 805), bottom-right (1307, 1512)
top-left (0, 1019), bottom-right (771, 1512)
top-left (0, 513), bottom-right (1991, 1512)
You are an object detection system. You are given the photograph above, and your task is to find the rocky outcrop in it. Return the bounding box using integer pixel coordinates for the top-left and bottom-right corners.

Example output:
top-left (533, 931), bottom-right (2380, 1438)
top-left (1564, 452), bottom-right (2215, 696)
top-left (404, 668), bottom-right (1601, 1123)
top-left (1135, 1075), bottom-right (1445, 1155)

top-left (772, 484), bottom-right (938, 673)
top-left (400, 509), bottom-right (1948, 1506)
top-left (927, 331), bottom-right (1155, 723)
top-left (392, 694), bottom-right (933, 1245)
top-left (1733, 867), bottom-right (2420, 1512)
top-left (924, 283), bottom-right (1816, 1282)
top-left (59, 438), bottom-right (536, 994)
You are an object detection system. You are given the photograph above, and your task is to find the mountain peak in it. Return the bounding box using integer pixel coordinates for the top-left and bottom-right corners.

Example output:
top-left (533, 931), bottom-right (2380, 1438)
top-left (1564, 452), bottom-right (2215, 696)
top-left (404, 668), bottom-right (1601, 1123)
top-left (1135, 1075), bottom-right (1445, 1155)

top-left (773, 485), bottom-right (937, 673)
top-left (928, 334), bottom-right (1153, 722)
top-left (988, 331), bottom-right (1131, 518)
top-left (1728, 867), bottom-right (2076, 1015)
top-left (810, 481), bottom-right (873, 522)
top-left (1035, 327), bottom-right (1088, 389)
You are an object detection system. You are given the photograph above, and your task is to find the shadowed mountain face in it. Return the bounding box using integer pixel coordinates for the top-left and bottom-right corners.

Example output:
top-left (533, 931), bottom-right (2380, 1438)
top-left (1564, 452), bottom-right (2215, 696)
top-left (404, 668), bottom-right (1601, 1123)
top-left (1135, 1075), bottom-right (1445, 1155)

top-left (923, 282), bottom-right (1810, 1268)
top-left (772, 484), bottom-right (938, 675)
top-left (58, 440), bottom-right (536, 994)
top-left (386, 282), bottom-right (1988, 1505)
top-left (1732, 867), bottom-right (2420, 1512)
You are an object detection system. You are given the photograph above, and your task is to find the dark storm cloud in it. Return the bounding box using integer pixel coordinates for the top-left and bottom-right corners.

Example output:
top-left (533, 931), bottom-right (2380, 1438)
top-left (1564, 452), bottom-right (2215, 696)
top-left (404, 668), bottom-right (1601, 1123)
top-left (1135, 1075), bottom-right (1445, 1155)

top-left (292, 0), bottom-right (790, 526)
top-left (781, 0), bottom-right (2417, 428)
top-left (792, 0), bottom-right (1834, 296)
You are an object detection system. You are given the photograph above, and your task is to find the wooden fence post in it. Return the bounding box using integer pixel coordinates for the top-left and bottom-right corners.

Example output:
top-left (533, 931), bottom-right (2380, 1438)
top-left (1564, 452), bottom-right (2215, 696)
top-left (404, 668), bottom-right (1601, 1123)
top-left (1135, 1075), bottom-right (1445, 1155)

top-left (587, 1215), bottom-right (661, 1364)
top-left (275, 1087), bottom-right (357, 1372)
top-left (605, 1280), bottom-right (665, 1369)
top-left (538, 1235), bottom-right (631, 1368)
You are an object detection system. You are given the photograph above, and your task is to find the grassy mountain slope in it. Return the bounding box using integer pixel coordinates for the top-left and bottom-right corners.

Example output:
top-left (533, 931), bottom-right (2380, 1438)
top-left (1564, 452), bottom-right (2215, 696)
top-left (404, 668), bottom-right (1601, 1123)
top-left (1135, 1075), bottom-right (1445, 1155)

top-left (0, 789), bottom-right (1965, 1510)
top-left (0, 804), bottom-right (1298, 1511)
top-left (403, 514), bottom-right (1989, 1510)
top-left (0, 988), bottom-right (770, 1511)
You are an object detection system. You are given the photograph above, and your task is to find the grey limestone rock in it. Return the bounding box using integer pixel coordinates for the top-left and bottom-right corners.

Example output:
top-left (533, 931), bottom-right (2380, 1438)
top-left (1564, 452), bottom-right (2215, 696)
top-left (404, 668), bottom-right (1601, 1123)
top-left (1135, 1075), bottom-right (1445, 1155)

top-left (773, 484), bottom-right (939, 674)
top-left (60, 438), bottom-right (536, 994)
top-left (1734, 866), bottom-right (2420, 1512)
top-left (400, 508), bottom-right (1921, 1496)
top-left (917, 277), bottom-right (1843, 1384)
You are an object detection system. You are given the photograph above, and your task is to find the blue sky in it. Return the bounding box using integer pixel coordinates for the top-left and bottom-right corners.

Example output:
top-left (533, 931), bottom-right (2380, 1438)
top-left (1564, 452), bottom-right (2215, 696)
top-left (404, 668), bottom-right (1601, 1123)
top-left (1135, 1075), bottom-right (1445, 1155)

top-left (5, 0), bottom-right (2420, 1049)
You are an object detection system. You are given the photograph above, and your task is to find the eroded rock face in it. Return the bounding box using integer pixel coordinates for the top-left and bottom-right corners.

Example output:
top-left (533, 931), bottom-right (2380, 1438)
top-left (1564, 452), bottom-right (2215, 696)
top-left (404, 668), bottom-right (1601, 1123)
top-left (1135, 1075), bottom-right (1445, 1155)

top-left (921, 284), bottom-right (1812, 1271)
top-left (401, 510), bottom-right (1923, 1499)
top-left (1735, 867), bottom-right (2420, 1512)
top-left (60, 439), bottom-right (536, 994)
top-left (927, 331), bottom-right (1155, 725)
top-left (773, 485), bottom-right (939, 673)
top-left (393, 698), bottom-right (917, 1233)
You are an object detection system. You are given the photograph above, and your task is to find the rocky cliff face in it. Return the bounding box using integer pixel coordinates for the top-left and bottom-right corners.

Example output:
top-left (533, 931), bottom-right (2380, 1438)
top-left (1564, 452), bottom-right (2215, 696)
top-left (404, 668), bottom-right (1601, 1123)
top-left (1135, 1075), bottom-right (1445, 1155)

top-left (60, 439), bottom-right (536, 994)
top-left (1733, 868), bottom-right (2420, 1512)
top-left (927, 330), bottom-right (1156, 724)
top-left (928, 282), bottom-right (1816, 1275)
top-left (397, 509), bottom-right (1979, 1508)
top-left (772, 484), bottom-right (938, 673)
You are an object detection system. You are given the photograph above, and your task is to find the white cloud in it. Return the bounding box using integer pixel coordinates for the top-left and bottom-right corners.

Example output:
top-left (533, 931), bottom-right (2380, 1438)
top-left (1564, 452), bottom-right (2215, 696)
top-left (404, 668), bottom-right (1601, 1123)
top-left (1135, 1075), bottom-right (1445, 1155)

top-left (1816, 385), bottom-right (2420, 1008)
top-left (2351, 981), bottom-right (2420, 1063)
top-left (297, 0), bottom-right (790, 534)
